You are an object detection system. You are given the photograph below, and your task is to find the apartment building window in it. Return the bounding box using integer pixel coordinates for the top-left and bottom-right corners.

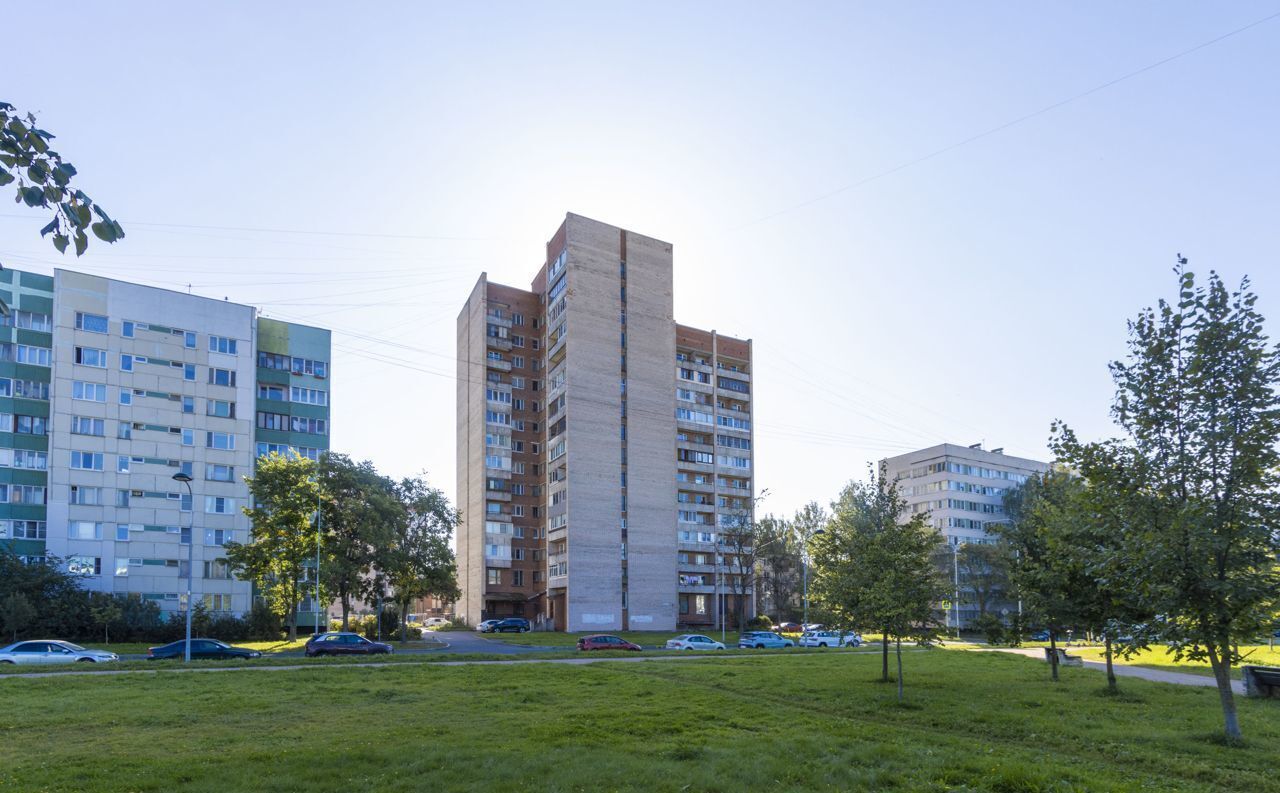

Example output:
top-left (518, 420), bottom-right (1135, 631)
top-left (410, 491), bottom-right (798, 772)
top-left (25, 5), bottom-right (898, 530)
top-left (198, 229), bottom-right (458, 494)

top-left (208, 336), bottom-right (238, 355)
top-left (68, 521), bottom-right (104, 540)
top-left (69, 485), bottom-right (103, 505)
top-left (0, 310), bottom-right (52, 332)
top-left (67, 556), bottom-right (102, 576)
top-left (206, 399), bottom-right (235, 418)
top-left (512, 355), bottom-right (524, 368)
top-left (717, 435), bottom-right (751, 450)
top-left (678, 449), bottom-right (714, 464)
top-left (0, 484), bottom-right (45, 505)
top-left (205, 529), bottom-right (232, 546)
top-left (184, 364), bottom-right (196, 381)
top-left (0, 520), bottom-right (47, 540)
top-left (512, 570), bottom-right (525, 586)
top-left (184, 331), bottom-right (197, 349)
top-left (203, 594), bottom-right (232, 611)
top-left (75, 312), bottom-right (109, 333)
top-left (119, 390), bottom-right (133, 406)
top-left (74, 347), bottom-right (107, 367)
top-left (116, 490), bottom-right (130, 507)
top-left (717, 455), bottom-right (752, 469)
top-left (179, 396), bottom-right (193, 414)
top-left (289, 387), bottom-right (326, 406)
top-left (205, 496), bottom-right (235, 514)
top-left (117, 456), bottom-right (130, 474)
top-left (487, 568), bottom-right (501, 586)
top-left (257, 412), bottom-right (287, 431)
top-left (208, 368), bottom-right (236, 387)
top-left (120, 354), bottom-right (135, 372)
top-left (71, 416), bottom-right (106, 437)
top-left (3, 379), bottom-right (47, 400)
top-left (203, 559), bottom-right (232, 579)
top-left (290, 416), bottom-right (327, 435)
top-left (71, 451), bottom-right (104, 471)
top-left (181, 429), bottom-right (194, 445)
top-left (511, 376), bottom-right (525, 389)
top-left (206, 464), bottom-right (235, 482)
top-left (14, 415), bottom-right (44, 435)
top-left (10, 450), bottom-right (47, 470)
top-left (258, 384), bottom-right (286, 401)
top-left (206, 432), bottom-right (235, 450)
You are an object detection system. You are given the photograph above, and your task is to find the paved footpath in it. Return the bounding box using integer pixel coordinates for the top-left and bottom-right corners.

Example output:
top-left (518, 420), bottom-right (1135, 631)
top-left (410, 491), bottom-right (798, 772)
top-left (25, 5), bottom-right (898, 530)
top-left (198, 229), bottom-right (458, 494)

top-left (980, 647), bottom-right (1245, 694)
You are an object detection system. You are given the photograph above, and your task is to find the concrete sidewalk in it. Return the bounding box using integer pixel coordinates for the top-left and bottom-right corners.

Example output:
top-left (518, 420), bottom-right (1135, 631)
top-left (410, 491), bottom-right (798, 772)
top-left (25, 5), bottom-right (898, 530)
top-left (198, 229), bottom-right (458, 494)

top-left (981, 647), bottom-right (1245, 694)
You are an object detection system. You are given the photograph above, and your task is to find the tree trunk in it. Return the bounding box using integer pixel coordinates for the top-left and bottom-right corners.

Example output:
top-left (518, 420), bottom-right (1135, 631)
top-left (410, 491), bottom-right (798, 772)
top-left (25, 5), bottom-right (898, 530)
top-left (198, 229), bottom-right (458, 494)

top-left (1048, 630), bottom-right (1059, 682)
top-left (341, 593), bottom-right (350, 632)
top-left (881, 630), bottom-right (890, 682)
top-left (895, 637), bottom-right (904, 702)
top-left (399, 600), bottom-right (409, 643)
top-left (1104, 635), bottom-right (1117, 692)
top-left (1207, 641), bottom-right (1242, 741)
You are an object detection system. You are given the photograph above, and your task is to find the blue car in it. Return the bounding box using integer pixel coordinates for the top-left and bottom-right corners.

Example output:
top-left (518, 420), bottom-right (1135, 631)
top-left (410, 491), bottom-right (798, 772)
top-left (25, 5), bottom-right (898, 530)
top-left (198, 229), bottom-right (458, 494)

top-left (1030, 630), bottom-right (1052, 641)
top-left (738, 631), bottom-right (794, 649)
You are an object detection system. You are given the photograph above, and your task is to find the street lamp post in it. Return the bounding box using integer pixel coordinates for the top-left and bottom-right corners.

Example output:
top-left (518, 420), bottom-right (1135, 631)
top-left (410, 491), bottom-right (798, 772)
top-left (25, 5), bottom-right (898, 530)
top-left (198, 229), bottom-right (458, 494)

top-left (172, 472), bottom-right (195, 663)
top-left (314, 489), bottom-right (322, 637)
top-left (951, 542), bottom-right (961, 639)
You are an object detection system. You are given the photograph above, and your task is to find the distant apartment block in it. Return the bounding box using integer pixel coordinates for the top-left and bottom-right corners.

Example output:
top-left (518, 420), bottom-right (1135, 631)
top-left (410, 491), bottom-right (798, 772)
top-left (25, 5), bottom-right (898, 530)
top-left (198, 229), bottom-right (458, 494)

top-left (457, 213), bottom-right (754, 631)
top-left (0, 269), bottom-right (331, 619)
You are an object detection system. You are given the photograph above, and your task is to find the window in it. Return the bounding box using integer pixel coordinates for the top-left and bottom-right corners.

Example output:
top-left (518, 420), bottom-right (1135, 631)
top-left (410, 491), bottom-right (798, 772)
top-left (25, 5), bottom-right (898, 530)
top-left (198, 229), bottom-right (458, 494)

top-left (180, 493), bottom-right (193, 512)
top-left (289, 387), bottom-right (326, 406)
top-left (0, 310), bottom-right (52, 332)
top-left (72, 381), bottom-right (107, 402)
top-left (118, 423), bottom-right (133, 440)
top-left (70, 485), bottom-right (103, 505)
top-left (258, 384), bottom-right (286, 401)
top-left (12, 450), bottom-right (47, 470)
top-left (184, 331), bottom-right (197, 349)
top-left (512, 570), bottom-right (525, 586)
top-left (206, 399), bottom-right (234, 418)
top-left (75, 312), bottom-right (109, 333)
top-left (116, 489), bottom-right (130, 507)
top-left (487, 568), bottom-right (501, 586)
top-left (257, 412), bottom-right (287, 431)
top-left (203, 559), bottom-right (232, 579)
top-left (119, 390), bottom-right (133, 406)
top-left (209, 336), bottom-right (237, 355)
top-left (203, 594), bottom-right (232, 611)
top-left (184, 364), bottom-right (196, 381)
top-left (122, 321), bottom-right (134, 338)
top-left (75, 347), bottom-right (107, 367)
top-left (205, 496), bottom-right (235, 515)
top-left (0, 484), bottom-right (45, 504)
top-left (120, 354), bottom-right (134, 372)
top-left (206, 464), bottom-right (234, 482)
top-left (3, 520), bottom-right (47, 540)
top-left (71, 451), bottom-right (105, 471)
top-left (68, 521), bottom-right (103, 540)
top-left (180, 461), bottom-right (193, 477)
top-left (67, 556), bottom-right (102, 576)
top-left (208, 368), bottom-right (236, 387)
top-left (117, 456), bottom-right (130, 474)
top-left (11, 345), bottom-right (51, 366)
top-left (206, 432), bottom-right (235, 450)
top-left (289, 416), bottom-right (326, 435)
top-left (71, 416), bottom-right (106, 436)
top-left (205, 529), bottom-right (232, 546)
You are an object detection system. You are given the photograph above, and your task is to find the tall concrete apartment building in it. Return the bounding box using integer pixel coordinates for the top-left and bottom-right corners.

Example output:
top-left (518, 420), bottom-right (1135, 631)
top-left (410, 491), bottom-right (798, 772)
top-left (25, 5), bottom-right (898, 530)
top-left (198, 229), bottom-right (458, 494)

top-left (457, 213), bottom-right (754, 632)
top-left (0, 268), bottom-right (331, 618)
top-left (881, 443), bottom-right (1048, 625)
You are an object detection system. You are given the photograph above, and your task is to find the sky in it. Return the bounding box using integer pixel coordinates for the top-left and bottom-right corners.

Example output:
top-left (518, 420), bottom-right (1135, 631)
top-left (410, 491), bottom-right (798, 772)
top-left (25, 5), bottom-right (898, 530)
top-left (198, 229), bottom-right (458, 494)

top-left (3, 2), bottom-right (1278, 519)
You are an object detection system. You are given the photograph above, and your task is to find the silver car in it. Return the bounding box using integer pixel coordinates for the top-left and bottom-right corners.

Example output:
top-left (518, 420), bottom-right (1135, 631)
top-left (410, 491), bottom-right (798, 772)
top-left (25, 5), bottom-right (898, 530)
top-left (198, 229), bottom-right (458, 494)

top-left (0, 640), bottom-right (120, 665)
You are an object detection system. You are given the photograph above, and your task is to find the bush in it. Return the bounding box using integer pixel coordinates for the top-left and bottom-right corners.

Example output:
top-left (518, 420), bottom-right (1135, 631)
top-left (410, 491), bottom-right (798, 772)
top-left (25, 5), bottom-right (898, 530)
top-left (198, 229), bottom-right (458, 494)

top-left (745, 615), bottom-right (774, 631)
top-left (246, 601), bottom-right (282, 642)
top-left (973, 613), bottom-right (1005, 645)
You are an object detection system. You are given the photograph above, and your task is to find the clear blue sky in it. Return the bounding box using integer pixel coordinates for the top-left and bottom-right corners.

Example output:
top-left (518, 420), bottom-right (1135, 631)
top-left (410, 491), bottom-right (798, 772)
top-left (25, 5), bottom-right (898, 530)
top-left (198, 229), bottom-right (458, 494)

top-left (4, 2), bottom-right (1278, 519)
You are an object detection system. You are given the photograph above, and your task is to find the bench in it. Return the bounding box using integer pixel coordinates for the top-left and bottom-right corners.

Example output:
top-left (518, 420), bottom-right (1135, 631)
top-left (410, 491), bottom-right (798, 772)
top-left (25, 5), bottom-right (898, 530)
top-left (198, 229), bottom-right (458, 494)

top-left (1242, 666), bottom-right (1280, 698)
top-left (1043, 647), bottom-right (1083, 667)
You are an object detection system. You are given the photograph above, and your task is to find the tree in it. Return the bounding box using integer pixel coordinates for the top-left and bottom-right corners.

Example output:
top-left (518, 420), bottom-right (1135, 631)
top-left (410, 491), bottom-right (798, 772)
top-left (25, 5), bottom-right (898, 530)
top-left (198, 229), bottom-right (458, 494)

top-left (718, 491), bottom-right (769, 634)
top-left (0, 102), bottom-right (123, 265)
top-left (225, 453), bottom-right (322, 641)
top-left (955, 542), bottom-right (1011, 621)
top-left (378, 475), bottom-right (459, 643)
top-left (754, 514), bottom-right (800, 622)
top-left (88, 593), bottom-right (122, 644)
top-left (318, 453), bottom-right (401, 630)
top-left (996, 470), bottom-right (1091, 682)
top-left (811, 471), bottom-right (947, 700)
top-left (1054, 262), bottom-right (1280, 740)
top-left (1, 591), bottom-right (35, 642)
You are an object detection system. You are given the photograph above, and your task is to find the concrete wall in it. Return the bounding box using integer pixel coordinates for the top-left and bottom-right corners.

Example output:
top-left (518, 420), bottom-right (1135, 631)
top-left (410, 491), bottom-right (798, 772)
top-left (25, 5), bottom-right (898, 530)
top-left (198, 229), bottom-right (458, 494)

top-left (455, 275), bottom-right (489, 626)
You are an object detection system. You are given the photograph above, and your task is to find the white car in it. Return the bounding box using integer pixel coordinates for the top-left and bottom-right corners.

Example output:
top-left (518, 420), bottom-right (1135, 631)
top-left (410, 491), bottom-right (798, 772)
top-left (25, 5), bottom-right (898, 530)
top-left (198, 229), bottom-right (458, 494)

top-left (0, 640), bottom-right (120, 665)
top-left (476, 620), bottom-right (500, 633)
top-left (798, 630), bottom-right (842, 648)
top-left (423, 617), bottom-right (450, 627)
top-left (665, 634), bottom-right (725, 651)
top-left (842, 632), bottom-right (864, 647)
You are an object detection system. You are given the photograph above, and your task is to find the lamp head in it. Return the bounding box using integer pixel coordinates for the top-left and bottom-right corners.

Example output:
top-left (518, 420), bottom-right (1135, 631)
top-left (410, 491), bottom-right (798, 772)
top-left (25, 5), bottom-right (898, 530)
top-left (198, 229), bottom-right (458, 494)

top-left (172, 472), bottom-right (193, 483)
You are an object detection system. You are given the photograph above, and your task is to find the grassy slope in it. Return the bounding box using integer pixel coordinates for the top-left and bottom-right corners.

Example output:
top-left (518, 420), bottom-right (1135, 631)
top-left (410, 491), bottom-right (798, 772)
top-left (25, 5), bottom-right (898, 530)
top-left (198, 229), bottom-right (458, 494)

top-left (2, 650), bottom-right (1277, 792)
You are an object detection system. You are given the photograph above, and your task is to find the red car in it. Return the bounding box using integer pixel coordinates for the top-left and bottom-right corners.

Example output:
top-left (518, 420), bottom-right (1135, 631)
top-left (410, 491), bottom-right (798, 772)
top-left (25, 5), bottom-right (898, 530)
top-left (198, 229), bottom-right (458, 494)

top-left (576, 634), bottom-right (642, 652)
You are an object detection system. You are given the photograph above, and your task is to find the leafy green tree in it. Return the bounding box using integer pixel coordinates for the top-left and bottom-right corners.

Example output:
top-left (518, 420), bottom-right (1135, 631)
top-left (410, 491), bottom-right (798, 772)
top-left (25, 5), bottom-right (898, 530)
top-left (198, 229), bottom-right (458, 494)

top-left (955, 542), bottom-right (1011, 622)
top-left (0, 102), bottom-right (123, 261)
top-left (1054, 262), bottom-right (1280, 740)
top-left (1, 591), bottom-right (35, 642)
top-left (319, 453), bottom-right (401, 630)
top-left (996, 470), bottom-right (1091, 682)
top-left (811, 471), bottom-right (947, 700)
top-left (754, 513), bottom-right (800, 622)
top-left (225, 453), bottom-right (322, 641)
top-left (378, 475), bottom-right (459, 643)
top-left (88, 593), bottom-right (122, 644)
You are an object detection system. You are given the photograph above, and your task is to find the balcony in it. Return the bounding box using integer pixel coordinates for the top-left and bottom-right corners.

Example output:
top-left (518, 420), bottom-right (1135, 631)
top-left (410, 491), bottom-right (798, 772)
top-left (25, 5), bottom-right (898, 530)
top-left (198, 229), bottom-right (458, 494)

top-left (487, 357), bottom-right (512, 373)
top-left (487, 335), bottom-right (512, 352)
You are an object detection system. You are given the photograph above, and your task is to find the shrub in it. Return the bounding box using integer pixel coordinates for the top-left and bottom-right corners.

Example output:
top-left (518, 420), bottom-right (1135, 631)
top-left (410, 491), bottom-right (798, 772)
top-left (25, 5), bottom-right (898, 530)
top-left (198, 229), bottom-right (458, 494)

top-left (973, 613), bottom-right (1005, 645)
top-left (745, 615), bottom-right (774, 631)
top-left (246, 601), bottom-right (282, 641)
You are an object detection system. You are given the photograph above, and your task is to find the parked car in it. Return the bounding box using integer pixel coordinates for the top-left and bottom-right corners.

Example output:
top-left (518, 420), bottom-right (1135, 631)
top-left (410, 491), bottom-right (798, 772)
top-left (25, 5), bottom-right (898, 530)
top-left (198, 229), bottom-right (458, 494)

top-left (798, 630), bottom-right (842, 648)
top-left (492, 618), bottom-right (531, 633)
top-left (775, 622), bottom-right (802, 634)
top-left (422, 617), bottom-right (451, 627)
top-left (577, 634), bottom-right (642, 652)
top-left (147, 639), bottom-right (262, 661)
top-left (842, 632), bottom-right (863, 647)
top-left (737, 631), bottom-right (794, 649)
top-left (476, 620), bottom-right (501, 633)
top-left (802, 623), bottom-right (824, 631)
top-left (305, 632), bottom-right (393, 657)
top-left (0, 640), bottom-right (119, 665)
top-left (1030, 630), bottom-right (1052, 642)
top-left (666, 634), bottom-right (725, 651)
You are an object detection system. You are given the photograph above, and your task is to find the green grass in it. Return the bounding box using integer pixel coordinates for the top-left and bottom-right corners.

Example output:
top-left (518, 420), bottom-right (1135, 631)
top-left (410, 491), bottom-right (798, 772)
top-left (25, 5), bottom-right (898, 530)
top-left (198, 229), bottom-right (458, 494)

top-left (2, 650), bottom-right (1277, 791)
top-left (1069, 644), bottom-right (1280, 680)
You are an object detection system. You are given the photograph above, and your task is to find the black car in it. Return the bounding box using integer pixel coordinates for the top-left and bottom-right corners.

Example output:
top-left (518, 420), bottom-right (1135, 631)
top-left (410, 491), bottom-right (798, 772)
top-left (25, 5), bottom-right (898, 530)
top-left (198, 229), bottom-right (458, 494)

top-left (305, 632), bottom-right (393, 657)
top-left (492, 618), bottom-right (531, 633)
top-left (147, 639), bottom-right (263, 660)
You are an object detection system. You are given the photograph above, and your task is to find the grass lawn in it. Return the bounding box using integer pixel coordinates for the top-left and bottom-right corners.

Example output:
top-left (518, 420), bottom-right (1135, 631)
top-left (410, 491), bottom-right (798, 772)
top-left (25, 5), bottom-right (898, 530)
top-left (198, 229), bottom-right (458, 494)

top-left (1069, 644), bottom-right (1280, 680)
top-left (3, 650), bottom-right (1278, 791)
